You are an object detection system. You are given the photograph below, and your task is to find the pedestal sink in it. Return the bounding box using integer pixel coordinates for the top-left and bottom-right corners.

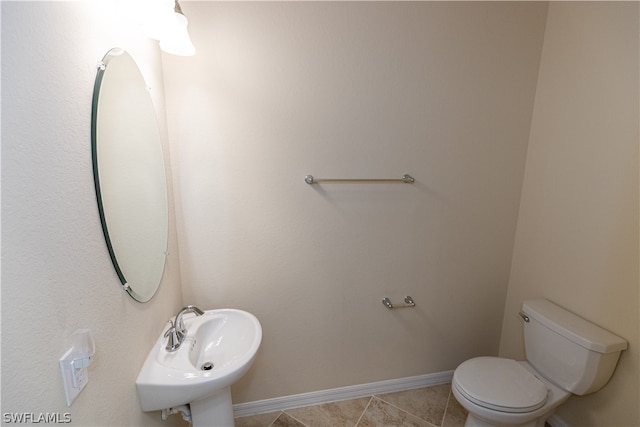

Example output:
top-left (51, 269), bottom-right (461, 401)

top-left (136, 309), bottom-right (262, 426)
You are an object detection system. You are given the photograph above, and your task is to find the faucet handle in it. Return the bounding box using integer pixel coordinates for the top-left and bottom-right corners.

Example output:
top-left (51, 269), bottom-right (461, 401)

top-left (164, 321), bottom-right (184, 352)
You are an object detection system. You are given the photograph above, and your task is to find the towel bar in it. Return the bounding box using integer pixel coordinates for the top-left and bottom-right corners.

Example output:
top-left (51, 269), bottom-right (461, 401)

top-left (305, 174), bottom-right (414, 185)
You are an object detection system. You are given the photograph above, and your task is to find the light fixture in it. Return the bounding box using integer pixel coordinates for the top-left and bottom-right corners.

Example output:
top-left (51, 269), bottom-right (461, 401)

top-left (158, 0), bottom-right (196, 56)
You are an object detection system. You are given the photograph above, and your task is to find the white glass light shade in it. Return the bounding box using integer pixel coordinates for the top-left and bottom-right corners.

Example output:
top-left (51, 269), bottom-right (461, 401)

top-left (159, 12), bottom-right (196, 56)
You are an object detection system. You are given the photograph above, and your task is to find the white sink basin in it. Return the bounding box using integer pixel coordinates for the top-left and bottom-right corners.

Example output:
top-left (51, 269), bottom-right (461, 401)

top-left (136, 309), bottom-right (262, 424)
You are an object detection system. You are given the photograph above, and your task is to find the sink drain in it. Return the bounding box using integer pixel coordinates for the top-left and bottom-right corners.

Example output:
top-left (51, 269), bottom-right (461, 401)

top-left (201, 362), bottom-right (214, 371)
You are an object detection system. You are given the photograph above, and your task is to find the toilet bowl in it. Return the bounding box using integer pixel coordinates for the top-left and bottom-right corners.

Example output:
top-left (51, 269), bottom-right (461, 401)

top-left (452, 358), bottom-right (570, 427)
top-left (452, 299), bottom-right (627, 427)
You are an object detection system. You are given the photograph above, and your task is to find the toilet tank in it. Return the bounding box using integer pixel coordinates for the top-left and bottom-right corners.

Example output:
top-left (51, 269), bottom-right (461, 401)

top-left (522, 299), bottom-right (627, 395)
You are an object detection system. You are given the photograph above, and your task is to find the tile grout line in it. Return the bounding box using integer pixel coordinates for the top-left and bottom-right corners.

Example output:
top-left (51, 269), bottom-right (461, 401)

top-left (353, 396), bottom-right (374, 427)
top-left (440, 388), bottom-right (454, 427)
top-left (372, 395), bottom-right (439, 427)
top-left (283, 410), bottom-right (311, 427)
top-left (266, 411), bottom-right (284, 427)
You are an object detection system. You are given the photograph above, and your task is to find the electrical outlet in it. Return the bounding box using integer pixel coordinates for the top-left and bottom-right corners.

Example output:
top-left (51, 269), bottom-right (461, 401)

top-left (59, 349), bottom-right (88, 406)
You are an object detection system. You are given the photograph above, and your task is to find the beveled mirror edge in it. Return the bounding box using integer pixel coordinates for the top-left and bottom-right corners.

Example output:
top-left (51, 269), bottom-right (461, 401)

top-left (91, 48), bottom-right (130, 295)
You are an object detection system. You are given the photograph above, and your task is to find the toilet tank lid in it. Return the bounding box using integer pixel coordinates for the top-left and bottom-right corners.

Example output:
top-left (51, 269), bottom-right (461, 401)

top-left (523, 299), bottom-right (628, 354)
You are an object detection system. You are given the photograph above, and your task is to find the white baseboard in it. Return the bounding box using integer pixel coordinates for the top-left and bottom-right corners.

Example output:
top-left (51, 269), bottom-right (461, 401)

top-left (232, 371), bottom-right (454, 418)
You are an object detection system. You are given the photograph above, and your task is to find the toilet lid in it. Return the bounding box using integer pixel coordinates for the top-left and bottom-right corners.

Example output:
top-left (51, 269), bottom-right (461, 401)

top-left (453, 357), bottom-right (548, 413)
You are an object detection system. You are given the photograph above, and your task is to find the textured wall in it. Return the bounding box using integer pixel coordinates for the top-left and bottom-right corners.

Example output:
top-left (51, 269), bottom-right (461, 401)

top-left (1, 2), bottom-right (185, 426)
top-left (499, 2), bottom-right (639, 426)
top-left (161, 1), bottom-right (548, 403)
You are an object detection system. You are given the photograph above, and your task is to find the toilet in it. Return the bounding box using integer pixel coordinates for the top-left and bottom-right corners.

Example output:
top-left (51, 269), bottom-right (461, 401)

top-left (452, 299), bottom-right (628, 427)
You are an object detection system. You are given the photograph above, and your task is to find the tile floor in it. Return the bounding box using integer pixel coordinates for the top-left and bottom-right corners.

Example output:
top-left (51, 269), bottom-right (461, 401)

top-left (234, 383), bottom-right (468, 427)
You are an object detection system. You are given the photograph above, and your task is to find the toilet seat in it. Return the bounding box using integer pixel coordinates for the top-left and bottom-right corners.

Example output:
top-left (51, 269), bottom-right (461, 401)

top-left (453, 357), bottom-right (548, 413)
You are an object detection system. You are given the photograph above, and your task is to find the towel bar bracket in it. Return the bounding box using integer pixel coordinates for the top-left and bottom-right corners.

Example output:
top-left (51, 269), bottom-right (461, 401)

top-left (382, 296), bottom-right (415, 309)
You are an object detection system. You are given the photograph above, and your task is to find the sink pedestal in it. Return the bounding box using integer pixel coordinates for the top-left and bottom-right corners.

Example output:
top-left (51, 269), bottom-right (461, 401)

top-left (190, 387), bottom-right (234, 427)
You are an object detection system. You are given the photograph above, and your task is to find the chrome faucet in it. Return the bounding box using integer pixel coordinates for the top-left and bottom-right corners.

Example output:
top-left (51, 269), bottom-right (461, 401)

top-left (164, 305), bottom-right (204, 352)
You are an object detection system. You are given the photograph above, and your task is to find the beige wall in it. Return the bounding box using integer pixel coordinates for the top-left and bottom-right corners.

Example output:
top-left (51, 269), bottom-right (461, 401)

top-left (498, 2), bottom-right (639, 427)
top-left (1, 3), bottom-right (184, 426)
top-left (162, 1), bottom-right (548, 403)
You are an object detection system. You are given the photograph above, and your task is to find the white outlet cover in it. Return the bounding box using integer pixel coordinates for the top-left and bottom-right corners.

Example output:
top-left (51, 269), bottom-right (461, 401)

top-left (59, 348), bottom-right (88, 406)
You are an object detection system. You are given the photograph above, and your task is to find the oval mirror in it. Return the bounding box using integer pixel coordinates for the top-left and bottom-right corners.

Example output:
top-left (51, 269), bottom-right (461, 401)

top-left (91, 48), bottom-right (168, 302)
